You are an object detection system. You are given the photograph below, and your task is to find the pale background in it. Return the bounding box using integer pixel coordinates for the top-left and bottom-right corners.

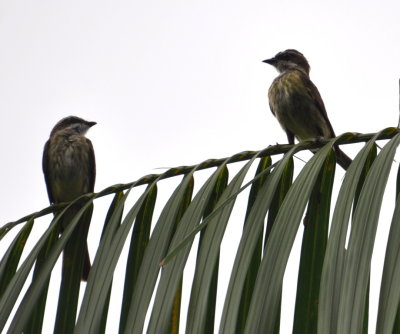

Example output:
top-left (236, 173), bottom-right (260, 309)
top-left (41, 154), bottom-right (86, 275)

top-left (1, 0), bottom-right (400, 332)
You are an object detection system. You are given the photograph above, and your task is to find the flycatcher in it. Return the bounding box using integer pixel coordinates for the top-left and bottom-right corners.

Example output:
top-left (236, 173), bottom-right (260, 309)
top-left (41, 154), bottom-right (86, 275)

top-left (43, 116), bottom-right (96, 281)
top-left (263, 49), bottom-right (351, 170)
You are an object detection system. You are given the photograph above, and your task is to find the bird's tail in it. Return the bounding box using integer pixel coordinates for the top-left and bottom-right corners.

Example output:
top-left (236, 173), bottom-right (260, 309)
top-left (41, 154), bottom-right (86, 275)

top-left (60, 202), bottom-right (92, 282)
top-left (334, 146), bottom-right (352, 170)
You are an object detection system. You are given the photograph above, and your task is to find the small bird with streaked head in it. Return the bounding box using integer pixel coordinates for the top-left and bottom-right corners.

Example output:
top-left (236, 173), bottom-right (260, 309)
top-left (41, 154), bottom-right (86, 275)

top-left (263, 49), bottom-right (351, 170)
top-left (43, 116), bottom-right (96, 281)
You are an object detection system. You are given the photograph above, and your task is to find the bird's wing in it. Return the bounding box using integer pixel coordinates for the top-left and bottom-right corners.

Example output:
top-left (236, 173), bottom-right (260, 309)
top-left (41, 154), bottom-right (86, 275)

top-left (42, 140), bottom-right (55, 203)
top-left (86, 138), bottom-right (96, 192)
top-left (300, 73), bottom-right (336, 137)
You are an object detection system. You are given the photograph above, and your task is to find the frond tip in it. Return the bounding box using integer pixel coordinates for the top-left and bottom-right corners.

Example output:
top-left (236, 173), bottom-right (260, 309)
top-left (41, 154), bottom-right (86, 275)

top-left (1, 128), bottom-right (400, 333)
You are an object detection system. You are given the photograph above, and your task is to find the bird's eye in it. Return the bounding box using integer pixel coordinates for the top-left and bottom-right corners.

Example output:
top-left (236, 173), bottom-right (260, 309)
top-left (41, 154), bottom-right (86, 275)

top-left (279, 54), bottom-right (290, 61)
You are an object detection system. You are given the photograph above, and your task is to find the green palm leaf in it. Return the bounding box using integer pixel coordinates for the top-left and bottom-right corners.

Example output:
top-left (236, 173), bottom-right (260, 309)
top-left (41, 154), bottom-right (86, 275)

top-left (1, 130), bottom-right (400, 334)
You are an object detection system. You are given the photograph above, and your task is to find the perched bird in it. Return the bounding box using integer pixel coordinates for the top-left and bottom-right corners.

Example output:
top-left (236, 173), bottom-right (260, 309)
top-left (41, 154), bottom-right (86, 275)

top-left (263, 49), bottom-right (351, 170)
top-left (43, 116), bottom-right (96, 281)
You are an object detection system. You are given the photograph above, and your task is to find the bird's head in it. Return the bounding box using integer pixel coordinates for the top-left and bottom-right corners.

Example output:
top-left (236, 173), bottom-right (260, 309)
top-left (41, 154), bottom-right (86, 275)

top-left (263, 49), bottom-right (310, 75)
top-left (50, 116), bottom-right (96, 137)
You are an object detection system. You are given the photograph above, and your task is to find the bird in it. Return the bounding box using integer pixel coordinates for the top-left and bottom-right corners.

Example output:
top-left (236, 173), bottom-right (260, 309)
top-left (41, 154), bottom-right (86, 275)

top-left (43, 116), bottom-right (96, 281)
top-left (263, 49), bottom-right (351, 170)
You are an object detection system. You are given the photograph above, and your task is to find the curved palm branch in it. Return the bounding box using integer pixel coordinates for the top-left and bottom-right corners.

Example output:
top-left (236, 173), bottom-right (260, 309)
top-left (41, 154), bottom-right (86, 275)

top-left (1, 128), bottom-right (400, 334)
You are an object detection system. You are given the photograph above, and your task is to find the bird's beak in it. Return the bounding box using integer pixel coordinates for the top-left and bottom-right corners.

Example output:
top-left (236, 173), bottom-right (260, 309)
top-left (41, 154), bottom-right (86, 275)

top-left (262, 57), bottom-right (275, 65)
top-left (88, 121), bottom-right (97, 127)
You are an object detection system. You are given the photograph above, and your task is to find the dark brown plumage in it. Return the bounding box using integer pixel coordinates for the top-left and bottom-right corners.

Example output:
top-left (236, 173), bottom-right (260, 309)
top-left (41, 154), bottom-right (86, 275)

top-left (43, 116), bottom-right (96, 281)
top-left (263, 49), bottom-right (351, 170)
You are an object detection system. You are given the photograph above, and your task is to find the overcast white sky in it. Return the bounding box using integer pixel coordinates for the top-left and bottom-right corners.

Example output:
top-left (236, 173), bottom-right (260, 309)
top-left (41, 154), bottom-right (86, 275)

top-left (1, 0), bottom-right (400, 332)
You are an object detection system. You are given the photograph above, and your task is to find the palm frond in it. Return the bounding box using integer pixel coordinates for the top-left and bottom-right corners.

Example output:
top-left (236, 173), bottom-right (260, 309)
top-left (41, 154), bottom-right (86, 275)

top-left (1, 128), bottom-right (400, 334)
